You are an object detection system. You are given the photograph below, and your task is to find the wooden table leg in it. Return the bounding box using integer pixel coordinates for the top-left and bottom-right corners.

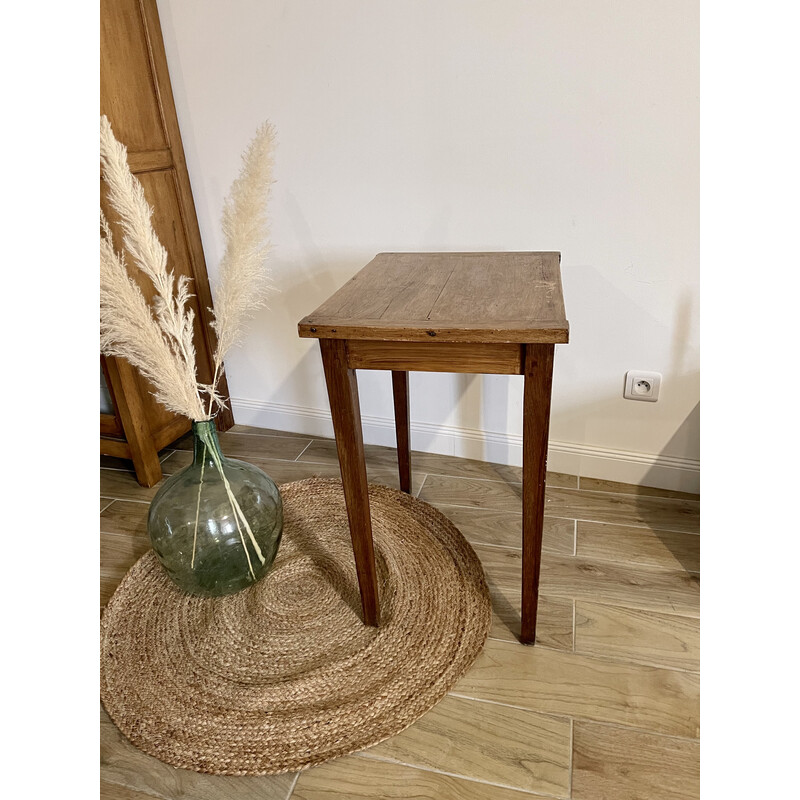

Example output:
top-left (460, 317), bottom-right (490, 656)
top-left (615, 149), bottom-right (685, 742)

top-left (319, 339), bottom-right (380, 626)
top-left (391, 371), bottom-right (412, 494)
top-left (520, 344), bottom-right (555, 645)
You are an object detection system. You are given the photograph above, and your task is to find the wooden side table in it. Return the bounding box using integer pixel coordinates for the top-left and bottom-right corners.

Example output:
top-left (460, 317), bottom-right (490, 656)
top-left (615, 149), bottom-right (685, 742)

top-left (298, 252), bottom-right (569, 644)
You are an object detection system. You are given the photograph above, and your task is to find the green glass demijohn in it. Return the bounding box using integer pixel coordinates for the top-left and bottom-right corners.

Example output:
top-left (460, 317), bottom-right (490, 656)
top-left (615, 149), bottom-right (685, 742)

top-left (148, 419), bottom-right (283, 597)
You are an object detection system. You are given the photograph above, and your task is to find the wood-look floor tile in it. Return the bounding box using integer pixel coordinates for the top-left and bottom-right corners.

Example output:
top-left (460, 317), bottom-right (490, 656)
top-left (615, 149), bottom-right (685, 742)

top-left (101, 707), bottom-right (295, 800)
top-left (545, 487), bottom-right (700, 533)
top-left (575, 602), bottom-right (699, 671)
top-left (100, 455), bottom-right (136, 472)
top-left (421, 477), bottom-right (700, 533)
top-left (579, 476), bottom-right (699, 501)
top-left (101, 532), bottom-right (150, 607)
top-left (488, 585), bottom-right (573, 649)
top-left (362, 694), bottom-right (570, 796)
top-left (572, 721), bottom-right (699, 800)
top-left (453, 638), bottom-right (699, 737)
top-left (101, 781), bottom-right (160, 800)
top-left (418, 475), bottom-right (522, 509)
top-left (472, 544), bottom-right (699, 617)
top-left (100, 469), bottom-right (159, 503)
top-left (101, 531), bottom-right (150, 574)
top-left (230, 424), bottom-right (310, 438)
top-left (172, 430), bottom-right (312, 461)
top-left (292, 755), bottom-right (537, 800)
top-left (434, 504), bottom-right (574, 554)
top-left (577, 520), bottom-right (699, 572)
top-left (298, 438), bottom-right (576, 488)
top-left (101, 498), bottom-right (116, 513)
top-left (161, 449), bottom-right (426, 494)
top-left (101, 574), bottom-right (123, 609)
top-left (101, 500), bottom-right (149, 538)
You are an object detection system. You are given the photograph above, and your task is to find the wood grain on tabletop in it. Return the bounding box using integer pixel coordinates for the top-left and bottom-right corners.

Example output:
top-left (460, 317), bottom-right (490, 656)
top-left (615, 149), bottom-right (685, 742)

top-left (298, 252), bottom-right (569, 343)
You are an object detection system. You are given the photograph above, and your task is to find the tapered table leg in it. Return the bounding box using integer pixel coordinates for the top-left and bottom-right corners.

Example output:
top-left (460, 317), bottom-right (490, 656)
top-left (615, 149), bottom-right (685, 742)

top-left (391, 371), bottom-right (412, 494)
top-left (520, 344), bottom-right (555, 645)
top-left (319, 339), bottom-right (380, 626)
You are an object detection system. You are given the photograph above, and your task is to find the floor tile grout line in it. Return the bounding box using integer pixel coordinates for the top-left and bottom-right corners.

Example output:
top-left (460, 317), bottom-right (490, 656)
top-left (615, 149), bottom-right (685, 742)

top-left (427, 499), bottom-right (699, 535)
top-left (564, 715), bottom-right (701, 741)
top-left (568, 717), bottom-right (574, 798)
top-left (227, 429), bottom-right (313, 441)
top-left (446, 692), bottom-right (699, 742)
top-left (285, 771), bottom-right (300, 799)
top-left (100, 498), bottom-right (116, 514)
top-left (101, 496), bottom-right (152, 505)
top-left (479, 638), bottom-right (700, 674)
top-left (414, 473), bottom-right (427, 498)
top-left (572, 600), bottom-right (576, 653)
top-left (573, 520), bottom-right (577, 556)
top-left (570, 595), bottom-right (702, 623)
top-left (159, 450), bottom-right (176, 465)
top-left (355, 751), bottom-right (567, 798)
top-left (100, 528), bottom-right (148, 539)
top-left (468, 539), bottom-right (572, 558)
top-left (443, 693), bottom-right (572, 723)
top-left (421, 472), bottom-right (698, 504)
top-left (479, 545), bottom-right (701, 575)
top-left (293, 440), bottom-right (315, 462)
top-left (460, 532), bottom-right (700, 574)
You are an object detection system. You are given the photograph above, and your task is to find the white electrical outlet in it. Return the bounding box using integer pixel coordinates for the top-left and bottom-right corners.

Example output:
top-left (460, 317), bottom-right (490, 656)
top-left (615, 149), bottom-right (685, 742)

top-left (624, 371), bottom-right (662, 402)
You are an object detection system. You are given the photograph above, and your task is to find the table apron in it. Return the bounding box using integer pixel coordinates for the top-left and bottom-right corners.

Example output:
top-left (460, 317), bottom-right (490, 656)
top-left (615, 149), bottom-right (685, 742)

top-left (345, 340), bottom-right (524, 375)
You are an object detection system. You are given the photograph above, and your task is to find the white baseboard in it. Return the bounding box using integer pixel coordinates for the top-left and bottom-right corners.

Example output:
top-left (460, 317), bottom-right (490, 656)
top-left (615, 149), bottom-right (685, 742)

top-left (231, 397), bottom-right (700, 494)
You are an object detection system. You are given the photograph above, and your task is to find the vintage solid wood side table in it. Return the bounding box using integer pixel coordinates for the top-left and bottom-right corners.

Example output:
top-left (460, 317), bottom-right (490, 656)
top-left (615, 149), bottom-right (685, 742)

top-left (298, 252), bottom-right (569, 644)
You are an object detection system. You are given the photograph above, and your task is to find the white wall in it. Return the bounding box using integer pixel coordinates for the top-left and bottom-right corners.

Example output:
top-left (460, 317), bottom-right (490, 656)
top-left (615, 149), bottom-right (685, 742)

top-left (157, 0), bottom-right (699, 491)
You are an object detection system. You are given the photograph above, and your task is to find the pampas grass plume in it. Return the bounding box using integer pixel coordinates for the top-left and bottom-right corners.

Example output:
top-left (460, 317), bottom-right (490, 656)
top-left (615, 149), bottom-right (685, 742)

top-left (99, 115), bottom-right (277, 421)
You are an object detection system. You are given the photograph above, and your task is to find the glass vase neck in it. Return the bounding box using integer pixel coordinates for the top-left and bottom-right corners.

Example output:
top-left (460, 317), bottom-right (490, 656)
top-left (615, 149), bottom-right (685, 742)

top-left (192, 419), bottom-right (223, 468)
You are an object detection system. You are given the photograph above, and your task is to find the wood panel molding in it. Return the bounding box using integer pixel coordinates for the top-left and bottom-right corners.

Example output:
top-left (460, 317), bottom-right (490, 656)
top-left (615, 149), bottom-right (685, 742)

top-left (100, 0), bottom-right (233, 486)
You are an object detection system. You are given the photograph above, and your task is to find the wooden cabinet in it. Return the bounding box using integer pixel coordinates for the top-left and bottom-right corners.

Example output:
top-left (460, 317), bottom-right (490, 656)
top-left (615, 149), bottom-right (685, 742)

top-left (100, 0), bottom-right (233, 487)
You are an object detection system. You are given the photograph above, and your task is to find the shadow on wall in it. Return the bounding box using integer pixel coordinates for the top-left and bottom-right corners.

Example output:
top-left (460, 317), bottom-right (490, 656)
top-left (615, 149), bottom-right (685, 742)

top-left (637, 400), bottom-right (700, 575)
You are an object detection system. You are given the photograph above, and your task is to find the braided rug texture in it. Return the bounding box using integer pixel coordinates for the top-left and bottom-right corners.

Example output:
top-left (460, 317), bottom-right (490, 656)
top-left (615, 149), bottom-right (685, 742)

top-left (100, 477), bottom-right (491, 775)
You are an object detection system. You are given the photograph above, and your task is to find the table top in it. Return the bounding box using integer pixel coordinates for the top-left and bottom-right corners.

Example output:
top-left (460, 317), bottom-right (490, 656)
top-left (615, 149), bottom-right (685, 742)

top-left (298, 252), bottom-right (569, 344)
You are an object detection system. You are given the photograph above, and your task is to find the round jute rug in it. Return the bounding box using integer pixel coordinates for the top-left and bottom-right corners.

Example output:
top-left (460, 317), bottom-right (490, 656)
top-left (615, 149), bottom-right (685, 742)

top-left (100, 477), bottom-right (491, 775)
